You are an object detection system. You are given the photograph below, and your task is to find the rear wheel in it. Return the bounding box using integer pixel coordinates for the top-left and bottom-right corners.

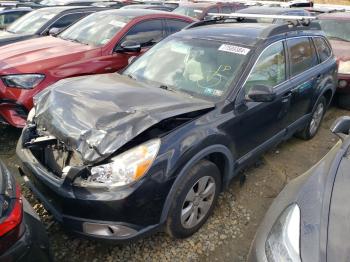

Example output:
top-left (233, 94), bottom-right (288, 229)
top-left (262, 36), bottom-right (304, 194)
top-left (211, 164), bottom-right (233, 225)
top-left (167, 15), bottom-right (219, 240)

top-left (337, 94), bottom-right (350, 110)
top-left (296, 96), bottom-right (326, 140)
top-left (166, 160), bottom-right (221, 239)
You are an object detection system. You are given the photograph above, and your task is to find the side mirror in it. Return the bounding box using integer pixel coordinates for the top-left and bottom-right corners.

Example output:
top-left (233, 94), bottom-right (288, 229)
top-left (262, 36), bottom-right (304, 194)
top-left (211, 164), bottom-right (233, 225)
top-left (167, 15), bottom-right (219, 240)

top-left (331, 116), bottom-right (350, 135)
top-left (48, 27), bottom-right (64, 36)
top-left (117, 40), bottom-right (141, 53)
top-left (246, 84), bottom-right (276, 102)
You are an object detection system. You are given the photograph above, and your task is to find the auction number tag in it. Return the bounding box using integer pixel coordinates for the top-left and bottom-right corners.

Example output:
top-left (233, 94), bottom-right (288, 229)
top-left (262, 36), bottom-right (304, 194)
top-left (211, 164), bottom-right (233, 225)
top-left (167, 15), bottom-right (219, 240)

top-left (218, 44), bottom-right (250, 55)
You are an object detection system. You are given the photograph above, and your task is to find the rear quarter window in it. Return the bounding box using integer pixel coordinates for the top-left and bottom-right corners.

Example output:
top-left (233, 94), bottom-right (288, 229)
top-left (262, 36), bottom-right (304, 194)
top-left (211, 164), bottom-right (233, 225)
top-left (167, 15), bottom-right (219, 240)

top-left (313, 37), bottom-right (332, 63)
top-left (287, 37), bottom-right (318, 77)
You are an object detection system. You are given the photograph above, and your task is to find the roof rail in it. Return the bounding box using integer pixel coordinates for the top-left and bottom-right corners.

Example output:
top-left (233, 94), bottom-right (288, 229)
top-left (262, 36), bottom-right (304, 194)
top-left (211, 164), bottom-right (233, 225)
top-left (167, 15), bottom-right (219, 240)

top-left (184, 13), bottom-right (321, 37)
top-left (208, 12), bottom-right (317, 21)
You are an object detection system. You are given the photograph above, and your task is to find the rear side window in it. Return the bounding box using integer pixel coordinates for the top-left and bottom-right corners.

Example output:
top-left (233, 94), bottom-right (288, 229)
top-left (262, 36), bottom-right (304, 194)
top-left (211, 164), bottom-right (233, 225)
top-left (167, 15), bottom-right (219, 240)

top-left (287, 37), bottom-right (318, 77)
top-left (50, 12), bottom-right (89, 29)
top-left (166, 19), bottom-right (190, 34)
top-left (244, 41), bottom-right (286, 92)
top-left (121, 19), bottom-right (164, 47)
top-left (313, 37), bottom-right (331, 63)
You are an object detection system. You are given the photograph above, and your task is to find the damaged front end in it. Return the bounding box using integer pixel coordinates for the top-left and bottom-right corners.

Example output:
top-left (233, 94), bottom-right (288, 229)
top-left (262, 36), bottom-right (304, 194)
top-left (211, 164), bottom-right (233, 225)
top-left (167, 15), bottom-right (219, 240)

top-left (16, 74), bottom-right (215, 240)
top-left (17, 108), bottom-right (213, 240)
top-left (21, 106), bottom-right (212, 188)
top-left (21, 124), bottom-right (86, 182)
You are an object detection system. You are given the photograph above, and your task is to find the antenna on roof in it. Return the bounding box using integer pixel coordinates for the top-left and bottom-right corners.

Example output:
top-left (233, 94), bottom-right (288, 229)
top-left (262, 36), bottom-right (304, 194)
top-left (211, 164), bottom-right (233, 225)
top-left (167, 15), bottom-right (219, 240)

top-left (207, 13), bottom-right (317, 26)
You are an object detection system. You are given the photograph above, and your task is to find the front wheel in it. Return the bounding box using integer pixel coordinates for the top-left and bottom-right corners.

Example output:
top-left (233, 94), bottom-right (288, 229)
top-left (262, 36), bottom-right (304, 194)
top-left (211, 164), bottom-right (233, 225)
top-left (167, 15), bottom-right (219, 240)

top-left (166, 160), bottom-right (221, 239)
top-left (295, 96), bottom-right (326, 140)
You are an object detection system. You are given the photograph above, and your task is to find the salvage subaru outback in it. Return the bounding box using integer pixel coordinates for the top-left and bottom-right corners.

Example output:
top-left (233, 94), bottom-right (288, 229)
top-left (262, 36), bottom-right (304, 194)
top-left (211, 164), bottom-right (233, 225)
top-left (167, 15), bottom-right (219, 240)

top-left (16, 17), bottom-right (337, 240)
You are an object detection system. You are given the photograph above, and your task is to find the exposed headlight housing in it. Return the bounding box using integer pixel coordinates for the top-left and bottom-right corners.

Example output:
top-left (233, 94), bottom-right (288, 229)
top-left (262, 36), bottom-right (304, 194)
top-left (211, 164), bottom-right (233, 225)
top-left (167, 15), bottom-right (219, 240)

top-left (1, 74), bottom-right (45, 89)
top-left (74, 139), bottom-right (161, 188)
top-left (338, 61), bottom-right (350, 75)
top-left (265, 204), bottom-right (301, 262)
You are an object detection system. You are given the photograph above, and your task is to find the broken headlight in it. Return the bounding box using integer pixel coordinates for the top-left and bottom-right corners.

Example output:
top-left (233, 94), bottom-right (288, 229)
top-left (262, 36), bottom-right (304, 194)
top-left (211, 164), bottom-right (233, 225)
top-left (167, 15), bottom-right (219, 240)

top-left (1, 74), bottom-right (45, 89)
top-left (265, 204), bottom-right (301, 262)
top-left (74, 139), bottom-right (161, 188)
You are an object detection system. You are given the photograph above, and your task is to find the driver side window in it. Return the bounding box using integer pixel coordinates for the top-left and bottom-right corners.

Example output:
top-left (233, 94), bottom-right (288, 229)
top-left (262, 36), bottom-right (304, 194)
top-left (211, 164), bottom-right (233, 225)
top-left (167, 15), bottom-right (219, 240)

top-left (119, 19), bottom-right (164, 48)
top-left (244, 41), bottom-right (286, 93)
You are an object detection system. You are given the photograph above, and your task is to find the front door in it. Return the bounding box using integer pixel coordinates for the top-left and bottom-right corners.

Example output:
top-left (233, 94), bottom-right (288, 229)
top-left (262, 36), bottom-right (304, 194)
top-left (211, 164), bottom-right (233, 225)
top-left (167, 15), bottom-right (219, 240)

top-left (228, 40), bottom-right (291, 163)
top-left (107, 19), bottom-right (166, 72)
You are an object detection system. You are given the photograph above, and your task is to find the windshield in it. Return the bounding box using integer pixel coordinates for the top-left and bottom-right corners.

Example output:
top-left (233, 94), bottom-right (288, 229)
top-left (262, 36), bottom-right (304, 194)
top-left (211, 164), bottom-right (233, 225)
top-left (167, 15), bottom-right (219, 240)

top-left (318, 19), bottom-right (350, 42)
top-left (7, 9), bottom-right (59, 34)
top-left (124, 37), bottom-right (248, 102)
top-left (173, 6), bottom-right (202, 19)
top-left (59, 12), bottom-right (131, 47)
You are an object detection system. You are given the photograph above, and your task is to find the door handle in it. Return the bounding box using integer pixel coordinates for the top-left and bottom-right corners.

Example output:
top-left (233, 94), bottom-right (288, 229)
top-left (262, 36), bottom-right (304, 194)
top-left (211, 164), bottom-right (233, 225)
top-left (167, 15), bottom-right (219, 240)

top-left (282, 91), bottom-right (292, 98)
top-left (281, 92), bottom-right (292, 103)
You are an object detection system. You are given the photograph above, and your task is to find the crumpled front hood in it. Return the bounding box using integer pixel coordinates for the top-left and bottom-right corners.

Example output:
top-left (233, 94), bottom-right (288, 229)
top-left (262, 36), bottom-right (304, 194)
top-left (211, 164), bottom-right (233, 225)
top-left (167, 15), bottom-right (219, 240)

top-left (33, 73), bottom-right (215, 164)
top-left (329, 40), bottom-right (350, 61)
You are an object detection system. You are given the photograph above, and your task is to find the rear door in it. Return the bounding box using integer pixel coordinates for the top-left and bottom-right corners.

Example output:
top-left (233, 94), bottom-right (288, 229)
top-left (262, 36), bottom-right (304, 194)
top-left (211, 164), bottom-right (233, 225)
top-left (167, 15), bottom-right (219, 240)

top-left (283, 37), bottom-right (321, 133)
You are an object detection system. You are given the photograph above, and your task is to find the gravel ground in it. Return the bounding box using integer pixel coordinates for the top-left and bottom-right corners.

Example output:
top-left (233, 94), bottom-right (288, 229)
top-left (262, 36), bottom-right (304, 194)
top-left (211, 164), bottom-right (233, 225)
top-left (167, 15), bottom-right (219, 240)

top-left (0, 106), bottom-right (349, 262)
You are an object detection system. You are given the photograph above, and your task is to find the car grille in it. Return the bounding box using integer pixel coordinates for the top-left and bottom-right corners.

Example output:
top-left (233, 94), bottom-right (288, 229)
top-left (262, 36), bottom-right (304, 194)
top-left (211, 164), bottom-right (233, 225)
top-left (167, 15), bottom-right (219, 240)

top-left (29, 142), bottom-right (83, 179)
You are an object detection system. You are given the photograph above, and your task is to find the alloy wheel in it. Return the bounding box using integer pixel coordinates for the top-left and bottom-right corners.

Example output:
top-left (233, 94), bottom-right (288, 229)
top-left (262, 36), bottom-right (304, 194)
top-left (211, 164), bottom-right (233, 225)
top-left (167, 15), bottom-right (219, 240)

top-left (181, 176), bottom-right (216, 229)
top-left (309, 102), bottom-right (325, 136)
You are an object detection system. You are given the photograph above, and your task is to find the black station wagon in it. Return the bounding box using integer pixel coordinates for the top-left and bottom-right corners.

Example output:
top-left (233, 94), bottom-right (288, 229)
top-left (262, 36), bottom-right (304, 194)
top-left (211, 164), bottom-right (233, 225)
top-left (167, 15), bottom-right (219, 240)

top-left (16, 18), bottom-right (337, 241)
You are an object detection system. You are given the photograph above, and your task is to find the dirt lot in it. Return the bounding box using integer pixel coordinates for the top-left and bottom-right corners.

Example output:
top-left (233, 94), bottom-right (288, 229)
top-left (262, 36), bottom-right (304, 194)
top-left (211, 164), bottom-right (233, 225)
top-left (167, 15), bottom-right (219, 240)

top-left (0, 106), bottom-right (349, 262)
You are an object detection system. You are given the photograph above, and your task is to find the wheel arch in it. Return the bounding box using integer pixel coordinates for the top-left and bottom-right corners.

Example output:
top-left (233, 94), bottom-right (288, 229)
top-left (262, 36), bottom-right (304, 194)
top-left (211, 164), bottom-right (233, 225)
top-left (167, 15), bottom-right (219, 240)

top-left (159, 144), bottom-right (234, 224)
top-left (322, 88), bottom-right (334, 107)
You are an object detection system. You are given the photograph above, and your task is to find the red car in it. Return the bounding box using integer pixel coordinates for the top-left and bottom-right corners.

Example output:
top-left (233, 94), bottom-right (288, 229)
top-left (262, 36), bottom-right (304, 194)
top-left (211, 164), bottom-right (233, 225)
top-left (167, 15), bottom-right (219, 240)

top-left (0, 9), bottom-right (194, 127)
top-left (318, 12), bottom-right (350, 109)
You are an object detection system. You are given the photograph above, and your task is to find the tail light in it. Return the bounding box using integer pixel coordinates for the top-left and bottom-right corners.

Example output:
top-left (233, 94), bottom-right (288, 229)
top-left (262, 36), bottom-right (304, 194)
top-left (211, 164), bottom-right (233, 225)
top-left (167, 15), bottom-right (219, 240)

top-left (0, 183), bottom-right (24, 254)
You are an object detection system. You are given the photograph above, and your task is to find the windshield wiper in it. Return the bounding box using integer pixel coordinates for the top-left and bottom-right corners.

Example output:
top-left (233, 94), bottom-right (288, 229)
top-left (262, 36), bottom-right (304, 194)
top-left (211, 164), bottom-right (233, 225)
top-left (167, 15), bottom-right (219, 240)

top-left (61, 37), bottom-right (88, 45)
top-left (127, 73), bottom-right (137, 80)
top-left (159, 85), bottom-right (177, 93)
top-left (5, 29), bottom-right (14, 34)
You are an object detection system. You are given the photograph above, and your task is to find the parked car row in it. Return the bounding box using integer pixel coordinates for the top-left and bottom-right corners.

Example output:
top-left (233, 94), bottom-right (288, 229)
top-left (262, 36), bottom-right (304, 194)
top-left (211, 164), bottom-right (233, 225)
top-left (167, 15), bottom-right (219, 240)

top-left (0, 0), bottom-right (349, 261)
top-left (16, 12), bottom-right (338, 242)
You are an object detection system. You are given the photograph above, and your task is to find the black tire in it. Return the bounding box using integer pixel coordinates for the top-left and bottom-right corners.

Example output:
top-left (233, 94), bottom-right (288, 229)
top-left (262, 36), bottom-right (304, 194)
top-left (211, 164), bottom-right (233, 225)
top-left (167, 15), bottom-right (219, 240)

top-left (166, 159), bottom-right (221, 239)
top-left (338, 94), bottom-right (350, 110)
top-left (295, 96), bottom-right (327, 140)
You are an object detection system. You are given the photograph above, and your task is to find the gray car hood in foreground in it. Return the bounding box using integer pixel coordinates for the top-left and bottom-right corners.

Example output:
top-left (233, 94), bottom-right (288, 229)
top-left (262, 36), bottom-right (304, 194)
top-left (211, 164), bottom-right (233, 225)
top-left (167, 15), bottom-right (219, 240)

top-left (33, 73), bottom-right (214, 164)
top-left (248, 139), bottom-right (344, 262)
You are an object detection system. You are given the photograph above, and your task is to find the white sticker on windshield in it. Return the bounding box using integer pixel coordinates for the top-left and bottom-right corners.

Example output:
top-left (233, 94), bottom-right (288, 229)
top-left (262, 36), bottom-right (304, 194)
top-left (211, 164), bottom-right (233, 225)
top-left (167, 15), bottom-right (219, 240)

top-left (108, 20), bottom-right (126, 28)
top-left (218, 44), bottom-right (250, 55)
